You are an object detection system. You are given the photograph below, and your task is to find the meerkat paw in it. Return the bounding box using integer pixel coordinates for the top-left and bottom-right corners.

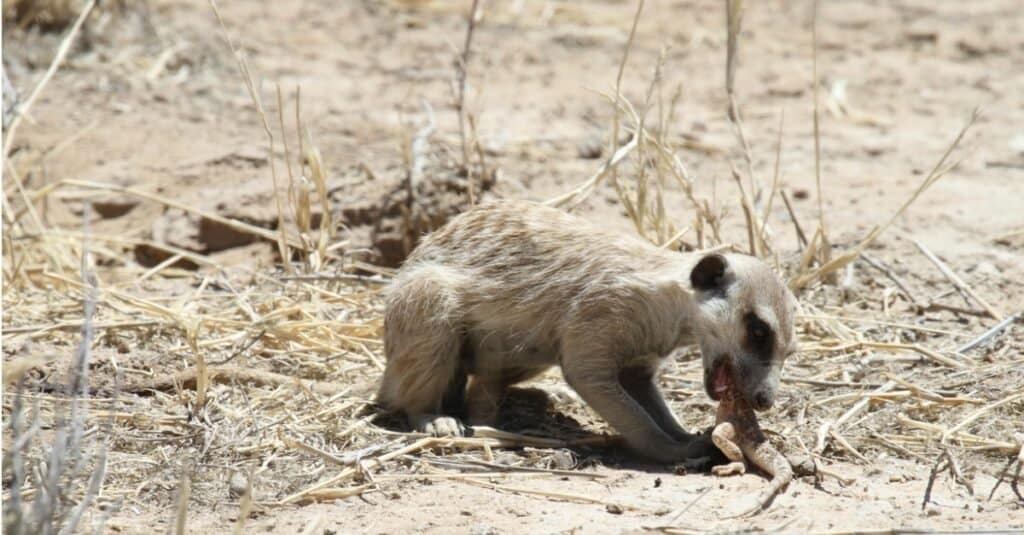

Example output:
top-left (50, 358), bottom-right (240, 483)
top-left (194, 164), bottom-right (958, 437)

top-left (712, 461), bottom-right (746, 476)
top-left (411, 414), bottom-right (466, 437)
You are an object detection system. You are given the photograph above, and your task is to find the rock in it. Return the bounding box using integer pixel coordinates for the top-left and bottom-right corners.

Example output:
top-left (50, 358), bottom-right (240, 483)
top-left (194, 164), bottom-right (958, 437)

top-left (1009, 134), bottom-right (1024, 155)
top-left (134, 209), bottom-right (201, 268)
top-left (785, 453), bottom-right (817, 477)
top-left (493, 452), bottom-right (521, 466)
top-left (970, 261), bottom-right (1000, 279)
top-left (550, 449), bottom-right (576, 470)
top-left (228, 471), bottom-right (248, 498)
top-left (862, 140), bottom-right (890, 157)
top-left (576, 133), bottom-right (604, 159)
top-left (198, 216), bottom-right (259, 252)
top-left (92, 195), bottom-right (140, 219)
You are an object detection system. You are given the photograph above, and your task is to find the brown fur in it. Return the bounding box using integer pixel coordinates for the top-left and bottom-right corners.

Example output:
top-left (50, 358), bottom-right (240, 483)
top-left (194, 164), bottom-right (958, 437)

top-left (378, 200), bottom-right (797, 463)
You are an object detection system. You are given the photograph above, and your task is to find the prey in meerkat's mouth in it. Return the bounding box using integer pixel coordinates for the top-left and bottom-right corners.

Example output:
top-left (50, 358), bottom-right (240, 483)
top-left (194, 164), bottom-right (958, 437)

top-left (706, 358), bottom-right (735, 401)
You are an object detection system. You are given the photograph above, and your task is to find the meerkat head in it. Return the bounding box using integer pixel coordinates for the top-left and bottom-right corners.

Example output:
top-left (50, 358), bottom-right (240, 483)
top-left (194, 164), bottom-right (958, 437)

top-left (689, 253), bottom-right (798, 411)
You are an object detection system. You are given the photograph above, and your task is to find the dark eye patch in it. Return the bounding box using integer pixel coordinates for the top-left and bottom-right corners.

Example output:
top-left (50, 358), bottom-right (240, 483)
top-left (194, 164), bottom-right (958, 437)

top-left (744, 312), bottom-right (774, 361)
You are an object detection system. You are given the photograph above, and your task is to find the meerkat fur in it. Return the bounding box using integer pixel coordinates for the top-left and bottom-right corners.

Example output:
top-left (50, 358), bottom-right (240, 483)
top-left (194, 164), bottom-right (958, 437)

top-left (378, 200), bottom-right (797, 463)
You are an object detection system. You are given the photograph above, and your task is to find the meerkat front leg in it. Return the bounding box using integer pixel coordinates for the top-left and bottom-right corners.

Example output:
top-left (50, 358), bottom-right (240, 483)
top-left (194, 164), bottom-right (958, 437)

top-left (620, 367), bottom-right (693, 442)
top-left (562, 355), bottom-right (705, 463)
top-left (711, 422), bottom-right (746, 476)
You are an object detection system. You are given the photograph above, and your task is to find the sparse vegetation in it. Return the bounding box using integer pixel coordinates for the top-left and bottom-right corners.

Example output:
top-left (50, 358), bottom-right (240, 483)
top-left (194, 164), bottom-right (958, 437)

top-left (3, 0), bottom-right (1022, 533)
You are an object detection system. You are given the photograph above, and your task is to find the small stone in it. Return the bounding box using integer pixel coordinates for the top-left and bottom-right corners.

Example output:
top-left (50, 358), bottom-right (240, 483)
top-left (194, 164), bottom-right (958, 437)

top-left (605, 504), bottom-right (623, 515)
top-left (792, 188), bottom-right (810, 200)
top-left (970, 261), bottom-right (1000, 279)
top-left (1009, 134), bottom-right (1024, 155)
top-left (551, 449), bottom-right (576, 470)
top-left (92, 195), bottom-right (140, 219)
top-left (862, 140), bottom-right (889, 157)
top-left (577, 134), bottom-right (604, 159)
top-left (784, 453), bottom-right (816, 477)
top-left (228, 471), bottom-right (248, 498)
top-left (924, 504), bottom-right (942, 517)
top-left (494, 452), bottom-right (520, 466)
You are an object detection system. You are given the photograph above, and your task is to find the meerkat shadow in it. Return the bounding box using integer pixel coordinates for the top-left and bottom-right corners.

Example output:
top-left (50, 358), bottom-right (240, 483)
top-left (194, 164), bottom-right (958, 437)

top-left (497, 385), bottom-right (595, 437)
top-left (368, 386), bottom-right (724, 473)
top-left (502, 386), bottom-right (727, 473)
top-left (366, 385), bottom-right (597, 440)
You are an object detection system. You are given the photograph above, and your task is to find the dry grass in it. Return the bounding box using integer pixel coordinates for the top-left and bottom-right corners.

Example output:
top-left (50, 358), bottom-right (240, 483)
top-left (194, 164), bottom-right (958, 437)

top-left (2, 0), bottom-right (1023, 531)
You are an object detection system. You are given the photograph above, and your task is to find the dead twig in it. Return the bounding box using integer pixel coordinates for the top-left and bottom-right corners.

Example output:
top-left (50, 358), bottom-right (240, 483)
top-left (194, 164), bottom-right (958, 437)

top-left (790, 108), bottom-right (979, 290)
top-left (912, 238), bottom-right (1003, 321)
top-left (987, 437), bottom-right (1023, 503)
top-left (780, 190), bottom-right (808, 248)
top-left (454, 0), bottom-right (483, 205)
top-left (922, 447), bottom-right (973, 510)
top-left (956, 311), bottom-right (1021, 354)
top-left (125, 366), bottom-right (352, 397)
top-left (3, 0), bottom-right (98, 159)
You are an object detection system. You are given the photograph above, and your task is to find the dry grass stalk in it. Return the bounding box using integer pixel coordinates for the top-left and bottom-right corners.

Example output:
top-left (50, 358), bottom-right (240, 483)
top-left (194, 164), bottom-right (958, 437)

top-left (789, 109), bottom-right (980, 291)
top-left (209, 0), bottom-right (293, 273)
top-left (3, 1), bottom-right (1022, 529)
top-left (724, 0), bottom-right (761, 210)
top-left (957, 312), bottom-right (1022, 354)
top-left (455, 477), bottom-right (652, 513)
top-left (172, 467), bottom-right (191, 535)
top-left (548, 0), bottom-right (646, 213)
top-left (455, 0), bottom-right (483, 205)
top-left (810, 0), bottom-right (829, 261)
top-left (912, 238), bottom-right (1004, 321)
top-left (607, 0), bottom-right (644, 190)
top-left (3, 208), bottom-right (115, 534)
top-left (2, 0), bottom-right (97, 159)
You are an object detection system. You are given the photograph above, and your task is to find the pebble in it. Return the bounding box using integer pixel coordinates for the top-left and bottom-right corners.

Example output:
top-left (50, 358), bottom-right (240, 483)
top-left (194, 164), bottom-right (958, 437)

top-left (551, 449), bottom-right (576, 470)
top-left (228, 471), bottom-right (248, 498)
top-left (576, 134), bottom-right (604, 159)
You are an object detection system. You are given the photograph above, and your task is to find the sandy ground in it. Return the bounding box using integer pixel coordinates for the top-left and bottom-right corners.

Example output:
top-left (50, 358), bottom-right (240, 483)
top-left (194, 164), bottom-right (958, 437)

top-left (3, 0), bottom-right (1023, 533)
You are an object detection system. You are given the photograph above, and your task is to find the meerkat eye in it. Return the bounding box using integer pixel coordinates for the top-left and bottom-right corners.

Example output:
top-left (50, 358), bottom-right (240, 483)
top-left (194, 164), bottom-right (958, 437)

top-left (744, 313), bottom-right (774, 358)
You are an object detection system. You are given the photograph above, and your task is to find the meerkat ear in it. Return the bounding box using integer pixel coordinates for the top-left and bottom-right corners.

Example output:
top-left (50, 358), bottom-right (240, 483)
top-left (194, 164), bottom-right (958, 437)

top-left (690, 253), bottom-right (728, 291)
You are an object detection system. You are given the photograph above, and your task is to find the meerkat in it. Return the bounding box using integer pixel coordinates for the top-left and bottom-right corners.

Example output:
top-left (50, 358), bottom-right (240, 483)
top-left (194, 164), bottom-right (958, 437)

top-left (377, 200), bottom-right (798, 464)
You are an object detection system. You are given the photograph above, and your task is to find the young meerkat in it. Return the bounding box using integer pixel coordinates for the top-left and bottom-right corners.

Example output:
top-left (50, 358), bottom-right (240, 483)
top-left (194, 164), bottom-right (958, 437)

top-left (377, 200), bottom-right (798, 464)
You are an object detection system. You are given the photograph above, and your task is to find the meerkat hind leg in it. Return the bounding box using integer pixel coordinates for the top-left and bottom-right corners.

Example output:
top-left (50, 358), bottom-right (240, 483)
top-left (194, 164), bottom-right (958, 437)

top-left (466, 376), bottom-right (503, 427)
top-left (466, 365), bottom-right (550, 427)
top-left (379, 269), bottom-right (472, 437)
top-left (711, 422), bottom-right (746, 476)
top-left (409, 413), bottom-right (466, 437)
